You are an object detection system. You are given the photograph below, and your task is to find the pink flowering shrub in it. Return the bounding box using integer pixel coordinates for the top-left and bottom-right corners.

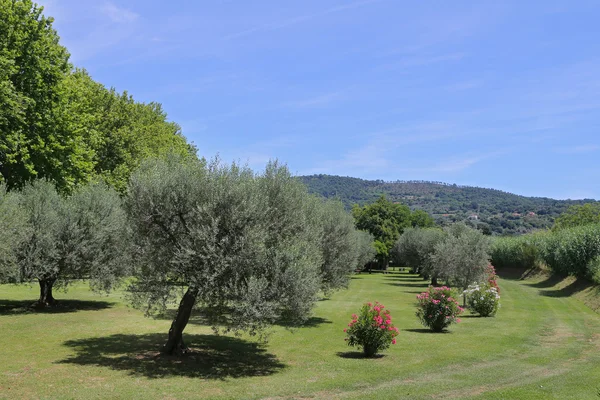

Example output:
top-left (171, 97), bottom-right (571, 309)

top-left (416, 286), bottom-right (463, 332)
top-left (344, 302), bottom-right (399, 357)
top-left (486, 264), bottom-right (500, 294)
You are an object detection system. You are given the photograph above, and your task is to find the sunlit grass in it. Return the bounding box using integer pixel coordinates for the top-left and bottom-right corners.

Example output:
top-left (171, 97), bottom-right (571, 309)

top-left (1, 271), bottom-right (599, 399)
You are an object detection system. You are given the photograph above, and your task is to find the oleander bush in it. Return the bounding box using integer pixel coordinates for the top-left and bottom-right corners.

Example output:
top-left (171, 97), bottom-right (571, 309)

top-left (415, 286), bottom-right (463, 332)
top-left (464, 282), bottom-right (500, 317)
top-left (344, 301), bottom-right (399, 357)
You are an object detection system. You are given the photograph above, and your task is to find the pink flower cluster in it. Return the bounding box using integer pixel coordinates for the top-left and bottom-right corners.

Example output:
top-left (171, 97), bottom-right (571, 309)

top-left (415, 286), bottom-right (463, 332)
top-left (344, 301), bottom-right (400, 349)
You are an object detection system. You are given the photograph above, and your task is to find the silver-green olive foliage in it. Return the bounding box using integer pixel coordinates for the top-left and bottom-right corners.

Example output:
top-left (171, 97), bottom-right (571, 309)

top-left (0, 184), bottom-right (27, 282)
top-left (430, 223), bottom-right (491, 290)
top-left (13, 180), bottom-right (129, 306)
top-left (392, 227), bottom-right (446, 277)
top-left (316, 199), bottom-right (375, 294)
top-left (126, 156), bottom-right (359, 354)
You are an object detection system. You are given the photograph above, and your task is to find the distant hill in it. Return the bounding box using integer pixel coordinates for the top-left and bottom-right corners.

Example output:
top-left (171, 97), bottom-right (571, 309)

top-left (298, 174), bottom-right (599, 235)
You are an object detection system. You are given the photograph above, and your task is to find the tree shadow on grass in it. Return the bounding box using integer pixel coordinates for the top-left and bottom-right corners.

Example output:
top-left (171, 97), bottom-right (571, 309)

top-left (403, 328), bottom-right (451, 334)
top-left (385, 282), bottom-right (430, 288)
top-left (526, 274), bottom-right (565, 289)
top-left (58, 333), bottom-right (285, 380)
top-left (336, 351), bottom-right (384, 359)
top-left (0, 299), bottom-right (114, 315)
top-left (155, 309), bottom-right (331, 329)
top-left (274, 316), bottom-right (332, 328)
top-left (539, 278), bottom-right (590, 298)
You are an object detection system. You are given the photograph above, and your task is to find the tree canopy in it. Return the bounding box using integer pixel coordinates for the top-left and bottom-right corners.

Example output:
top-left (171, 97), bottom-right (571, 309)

top-left (352, 196), bottom-right (433, 266)
top-left (126, 156), bottom-right (361, 355)
top-left (9, 180), bottom-right (129, 307)
top-left (0, 1), bottom-right (194, 193)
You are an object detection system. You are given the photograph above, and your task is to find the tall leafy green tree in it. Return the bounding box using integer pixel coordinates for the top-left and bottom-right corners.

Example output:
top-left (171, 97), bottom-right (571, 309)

top-left (352, 196), bottom-right (427, 267)
top-left (0, 0), bottom-right (96, 192)
top-left (126, 156), bottom-right (335, 355)
top-left (14, 180), bottom-right (128, 307)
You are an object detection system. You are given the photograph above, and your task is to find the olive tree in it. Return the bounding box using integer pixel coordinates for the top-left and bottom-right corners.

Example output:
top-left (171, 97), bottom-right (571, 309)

top-left (354, 230), bottom-right (377, 270)
top-left (0, 185), bottom-right (26, 281)
top-left (316, 199), bottom-right (369, 294)
top-left (15, 180), bottom-right (128, 307)
top-left (392, 227), bottom-right (446, 284)
top-left (430, 223), bottom-right (491, 290)
top-left (126, 156), bottom-right (334, 355)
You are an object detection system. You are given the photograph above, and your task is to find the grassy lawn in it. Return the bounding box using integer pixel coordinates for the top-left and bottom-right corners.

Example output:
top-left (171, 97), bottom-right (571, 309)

top-left (1, 271), bottom-right (599, 399)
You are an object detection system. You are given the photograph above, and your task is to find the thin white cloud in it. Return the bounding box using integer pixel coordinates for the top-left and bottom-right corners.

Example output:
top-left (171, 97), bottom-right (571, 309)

top-left (101, 2), bottom-right (139, 23)
top-left (223, 0), bottom-right (384, 40)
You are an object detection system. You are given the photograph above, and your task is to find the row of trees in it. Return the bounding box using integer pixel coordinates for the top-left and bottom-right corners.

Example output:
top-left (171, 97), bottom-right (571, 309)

top-left (0, 0), bottom-right (193, 194)
top-left (392, 224), bottom-right (491, 290)
top-left (352, 196), bottom-right (434, 268)
top-left (0, 156), bottom-right (376, 355)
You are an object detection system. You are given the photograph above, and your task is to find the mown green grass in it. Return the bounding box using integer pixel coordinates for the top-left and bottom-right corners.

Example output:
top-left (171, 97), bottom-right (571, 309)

top-left (1, 272), bottom-right (599, 399)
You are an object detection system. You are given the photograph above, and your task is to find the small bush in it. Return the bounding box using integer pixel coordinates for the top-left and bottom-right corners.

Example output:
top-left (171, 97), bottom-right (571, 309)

top-left (464, 283), bottom-right (500, 317)
top-left (344, 302), bottom-right (399, 357)
top-left (416, 286), bottom-right (463, 332)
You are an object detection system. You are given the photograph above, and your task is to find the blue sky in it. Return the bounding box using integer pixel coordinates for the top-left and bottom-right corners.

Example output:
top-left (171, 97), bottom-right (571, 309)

top-left (38, 0), bottom-right (600, 199)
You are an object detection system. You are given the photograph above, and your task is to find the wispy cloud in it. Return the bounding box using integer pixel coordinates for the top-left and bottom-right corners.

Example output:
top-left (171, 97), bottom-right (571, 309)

top-left (100, 2), bottom-right (139, 23)
top-left (223, 0), bottom-right (384, 40)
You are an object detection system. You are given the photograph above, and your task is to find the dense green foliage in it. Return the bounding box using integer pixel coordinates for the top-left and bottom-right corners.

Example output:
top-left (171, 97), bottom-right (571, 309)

top-left (492, 223), bottom-right (600, 283)
top-left (352, 196), bottom-right (432, 266)
top-left (0, 2), bottom-right (193, 193)
top-left (552, 203), bottom-right (600, 231)
top-left (5, 180), bottom-right (128, 306)
top-left (300, 174), bottom-right (599, 235)
top-left (490, 234), bottom-right (543, 270)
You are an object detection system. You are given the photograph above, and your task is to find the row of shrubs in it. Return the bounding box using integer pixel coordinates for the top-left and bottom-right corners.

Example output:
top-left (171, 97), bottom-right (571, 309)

top-left (344, 277), bottom-right (501, 357)
top-left (490, 223), bottom-right (600, 282)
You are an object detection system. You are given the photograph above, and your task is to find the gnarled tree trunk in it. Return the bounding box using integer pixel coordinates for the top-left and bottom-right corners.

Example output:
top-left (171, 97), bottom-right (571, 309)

top-left (163, 286), bottom-right (198, 355)
top-left (35, 278), bottom-right (57, 308)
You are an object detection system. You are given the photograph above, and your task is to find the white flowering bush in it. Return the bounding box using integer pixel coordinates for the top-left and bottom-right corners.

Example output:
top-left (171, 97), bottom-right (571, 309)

top-left (464, 283), bottom-right (500, 317)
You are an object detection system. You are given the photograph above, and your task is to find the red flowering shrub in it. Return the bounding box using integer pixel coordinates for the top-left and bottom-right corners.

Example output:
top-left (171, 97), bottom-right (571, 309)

top-left (344, 302), bottom-right (399, 357)
top-left (486, 264), bottom-right (500, 294)
top-left (416, 286), bottom-right (463, 332)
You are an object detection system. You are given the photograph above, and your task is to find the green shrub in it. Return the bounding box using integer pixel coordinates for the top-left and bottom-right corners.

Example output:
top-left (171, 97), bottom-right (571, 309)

top-left (344, 302), bottom-right (399, 357)
top-left (464, 283), bottom-right (500, 317)
top-left (539, 223), bottom-right (600, 278)
top-left (415, 286), bottom-right (463, 332)
top-left (490, 234), bottom-right (544, 270)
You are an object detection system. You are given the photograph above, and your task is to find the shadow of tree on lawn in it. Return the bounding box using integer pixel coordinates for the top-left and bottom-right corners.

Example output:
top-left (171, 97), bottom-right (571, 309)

top-left (0, 299), bottom-right (114, 315)
top-left (539, 278), bottom-right (590, 298)
top-left (336, 351), bottom-right (384, 359)
top-left (58, 333), bottom-right (285, 379)
top-left (403, 328), bottom-right (452, 334)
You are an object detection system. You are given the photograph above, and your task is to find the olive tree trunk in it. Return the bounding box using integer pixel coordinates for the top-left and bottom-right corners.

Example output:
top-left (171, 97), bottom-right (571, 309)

top-left (35, 278), bottom-right (57, 308)
top-left (163, 286), bottom-right (198, 355)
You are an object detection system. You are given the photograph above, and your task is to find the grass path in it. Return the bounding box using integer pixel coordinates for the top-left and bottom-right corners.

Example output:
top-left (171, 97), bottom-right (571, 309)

top-left (1, 272), bottom-right (599, 399)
